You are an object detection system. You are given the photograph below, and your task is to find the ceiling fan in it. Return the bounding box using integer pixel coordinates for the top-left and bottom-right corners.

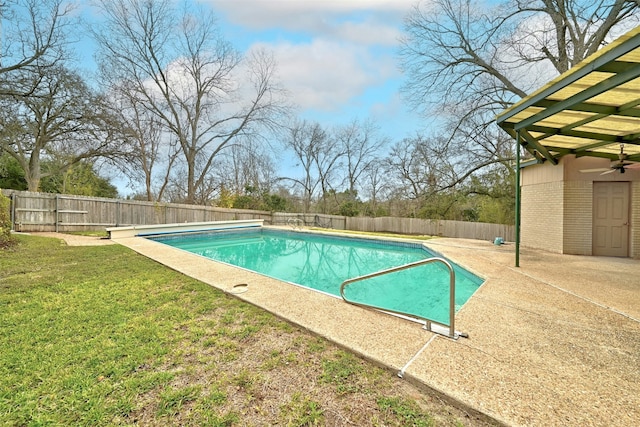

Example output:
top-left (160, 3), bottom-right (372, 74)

top-left (579, 144), bottom-right (640, 175)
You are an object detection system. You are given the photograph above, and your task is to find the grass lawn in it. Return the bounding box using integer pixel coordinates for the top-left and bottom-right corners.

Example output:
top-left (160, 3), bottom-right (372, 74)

top-left (0, 234), bottom-right (496, 426)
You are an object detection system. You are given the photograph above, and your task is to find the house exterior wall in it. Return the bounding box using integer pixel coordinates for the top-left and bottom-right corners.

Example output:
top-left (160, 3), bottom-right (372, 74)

top-left (562, 181), bottom-right (593, 255)
top-left (520, 155), bottom-right (640, 258)
top-left (521, 182), bottom-right (564, 253)
top-left (632, 181), bottom-right (640, 258)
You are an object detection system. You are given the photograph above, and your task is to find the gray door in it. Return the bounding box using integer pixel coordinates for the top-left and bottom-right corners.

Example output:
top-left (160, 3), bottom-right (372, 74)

top-left (592, 182), bottom-right (630, 257)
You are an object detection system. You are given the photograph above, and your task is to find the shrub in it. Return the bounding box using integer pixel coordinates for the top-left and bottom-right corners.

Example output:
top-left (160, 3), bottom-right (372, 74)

top-left (0, 192), bottom-right (16, 248)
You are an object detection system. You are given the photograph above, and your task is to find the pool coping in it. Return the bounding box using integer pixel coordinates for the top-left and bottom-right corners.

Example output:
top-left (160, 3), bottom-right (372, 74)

top-left (109, 222), bottom-right (640, 426)
top-left (106, 219), bottom-right (263, 239)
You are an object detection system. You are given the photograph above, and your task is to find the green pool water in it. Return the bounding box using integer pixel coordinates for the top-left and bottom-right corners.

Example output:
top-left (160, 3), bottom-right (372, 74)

top-left (151, 228), bottom-right (483, 325)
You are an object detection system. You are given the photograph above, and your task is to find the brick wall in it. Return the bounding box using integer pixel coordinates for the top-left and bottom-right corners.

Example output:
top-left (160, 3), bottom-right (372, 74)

top-left (521, 180), bottom-right (564, 253)
top-left (563, 181), bottom-right (593, 255)
top-left (632, 181), bottom-right (640, 258)
top-left (521, 157), bottom-right (640, 258)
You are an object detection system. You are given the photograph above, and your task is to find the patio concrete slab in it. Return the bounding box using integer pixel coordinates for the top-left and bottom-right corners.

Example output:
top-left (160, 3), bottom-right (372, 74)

top-left (108, 231), bottom-right (639, 427)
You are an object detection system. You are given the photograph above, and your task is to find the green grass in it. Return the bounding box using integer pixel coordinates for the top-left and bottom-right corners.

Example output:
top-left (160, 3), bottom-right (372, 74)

top-left (377, 396), bottom-right (435, 427)
top-left (0, 234), bottom-right (494, 426)
top-left (1, 236), bottom-right (214, 425)
top-left (279, 392), bottom-right (324, 426)
top-left (320, 351), bottom-right (365, 395)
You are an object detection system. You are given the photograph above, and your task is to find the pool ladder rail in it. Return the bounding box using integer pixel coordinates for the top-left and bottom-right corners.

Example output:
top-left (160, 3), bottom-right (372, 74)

top-left (287, 217), bottom-right (304, 230)
top-left (339, 257), bottom-right (468, 340)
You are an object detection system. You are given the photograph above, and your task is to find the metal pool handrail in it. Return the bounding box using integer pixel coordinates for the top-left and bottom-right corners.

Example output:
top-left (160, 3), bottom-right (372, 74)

top-left (340, 257), bottom-right (459, 339)
top-left (287, 217), bottom-right (304, 229)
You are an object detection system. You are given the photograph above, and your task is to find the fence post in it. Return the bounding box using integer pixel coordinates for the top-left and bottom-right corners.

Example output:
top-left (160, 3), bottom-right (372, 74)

top-left (55, 194), bottom-right (59, 233)
top-left (10, 193), bottom-right (16, 231)
top-left (116, 200), bottom-right (120, 227)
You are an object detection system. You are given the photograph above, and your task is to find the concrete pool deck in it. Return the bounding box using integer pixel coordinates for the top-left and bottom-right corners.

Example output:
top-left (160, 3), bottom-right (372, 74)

top-left (57, 229), bottom-right (639, 426)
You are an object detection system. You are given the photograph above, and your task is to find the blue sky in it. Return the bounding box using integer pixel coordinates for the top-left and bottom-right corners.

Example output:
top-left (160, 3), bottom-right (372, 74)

top-left (203, 0), bottom-right (427, 140)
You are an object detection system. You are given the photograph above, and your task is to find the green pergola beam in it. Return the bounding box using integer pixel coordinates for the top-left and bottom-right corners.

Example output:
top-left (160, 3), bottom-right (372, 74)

top-left (560, 113), bottom-right (608, 132)
top-left (597, 60), bottom-right (640, 74)
top-left (533, 98), bottom-right (640, 118)
top-left (503, 127), bottom-right (559, 164)
top-left (519, 124), bottom-right (621, 143)
top-left (518, 129), bottom-right (559, 165)
top-left (514, 64), bottom-right (640, 131)
top-left (496, 30), bottom-right (640, 125)
top-left (544, 100), bottom-right (639, 117)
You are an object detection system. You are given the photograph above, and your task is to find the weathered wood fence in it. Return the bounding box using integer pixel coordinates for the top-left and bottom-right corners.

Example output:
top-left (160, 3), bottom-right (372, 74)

top-left (2, 189), bottom-right (514, 241)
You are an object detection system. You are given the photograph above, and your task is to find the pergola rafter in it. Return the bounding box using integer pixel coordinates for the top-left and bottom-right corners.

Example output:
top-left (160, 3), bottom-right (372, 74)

top-left (496, 26), bottom-right (640, 266)
top-left (497, 27), bottom-right (640, 165)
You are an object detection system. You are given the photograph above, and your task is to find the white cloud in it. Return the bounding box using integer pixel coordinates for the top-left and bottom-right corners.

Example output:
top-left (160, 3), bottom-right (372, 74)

top-left (330, 18), bottom-right (404, 46)
top-left (202, 0), bottom-right (413, 113)
top-left (250, 38), bottom-right (398, 112)
top-left (206, 0), bottom-right (415, 46)
top-left (201, 0), bottom-right (419, 130)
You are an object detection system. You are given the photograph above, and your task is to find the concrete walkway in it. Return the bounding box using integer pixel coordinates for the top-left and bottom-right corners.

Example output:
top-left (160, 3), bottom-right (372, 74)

top-left (53, 230), bottom-right (639, 426)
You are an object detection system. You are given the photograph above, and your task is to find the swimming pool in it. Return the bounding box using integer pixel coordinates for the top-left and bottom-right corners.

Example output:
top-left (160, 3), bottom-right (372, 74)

top-left (150, 228), bottom-right (483, 326)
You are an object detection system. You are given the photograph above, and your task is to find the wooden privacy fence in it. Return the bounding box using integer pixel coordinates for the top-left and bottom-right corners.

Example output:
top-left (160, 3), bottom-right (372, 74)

top-left (3, 190), bottom-right (272, 232)
top-left (2, 189), bottom-right (514, 241)
top-left (345, 216), bottom-right (515, 242)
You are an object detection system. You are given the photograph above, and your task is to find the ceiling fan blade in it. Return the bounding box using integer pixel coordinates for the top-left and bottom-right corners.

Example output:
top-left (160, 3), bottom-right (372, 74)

top-left (625, 162), bottom-right (640, 169)
top-left (579, 168), bottom-right (610, 173)
top-left (600, 169), bottom-right (617, 175)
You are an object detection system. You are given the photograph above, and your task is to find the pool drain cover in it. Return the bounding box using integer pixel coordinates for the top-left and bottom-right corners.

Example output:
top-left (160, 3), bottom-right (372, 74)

top-left (230, 283), bottom-right (249, 294)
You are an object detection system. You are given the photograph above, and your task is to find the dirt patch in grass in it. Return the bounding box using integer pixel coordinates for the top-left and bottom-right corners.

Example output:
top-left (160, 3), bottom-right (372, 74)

top-left (129, 305), bottom-right (498, 426)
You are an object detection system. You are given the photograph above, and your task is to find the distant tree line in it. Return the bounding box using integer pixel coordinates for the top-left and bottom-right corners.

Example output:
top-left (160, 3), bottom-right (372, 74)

top-left (1, 0), bottom-right (636, 225)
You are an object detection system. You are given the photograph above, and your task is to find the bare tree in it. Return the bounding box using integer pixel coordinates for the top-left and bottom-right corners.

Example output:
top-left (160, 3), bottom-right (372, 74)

top-left (93, 0), bottom-right (289, 205)
top-left (0, 66), bottom-right (121, 191)
top-left (398, 0), bottom-right (639, 192)
top-left (0, 0), bottom-right (75, 97)
top-left (217, 139), bottom-right (278, 196)
top-left (385, 137), bottom-right (441, 202)
top-left (312, 132), bottom-right (346, 214)
top-left (283, 120), bottom-right (328, 213)
top-left (401, 0), bottom-right (639, 115)
top-left (283, 118), bottom-right (389, 214)
top-left (361, 160), bottom-right (392, 216)
top-left (112, 94), bottom-right (179, 202)
top-left (335, 118), bottom-right (389, 195)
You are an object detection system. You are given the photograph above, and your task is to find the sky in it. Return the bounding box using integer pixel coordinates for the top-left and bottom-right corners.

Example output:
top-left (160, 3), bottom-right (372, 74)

top-left (76, 0), bottom-right (429, 194)
top-left (72, 0), bottom-right (428, 194)
top-left (201, 0), bottom-right (426, 140)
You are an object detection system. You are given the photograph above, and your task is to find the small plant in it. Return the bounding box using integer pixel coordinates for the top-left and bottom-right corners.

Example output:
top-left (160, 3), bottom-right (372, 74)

top-left (279, 392), bottom-right (324, 426)
top-left (157, 385), bottom-right (202, 417)
top-left (232, 369), bottom-right (259, 391)
top-left (0, 192), bottom-right (16, 248)
top-left (377, 396), bottom-right (435, 427)
top-left (306, 337), bottom-right (326, 353)
top-left (320, 351), bottom-right (363, 394)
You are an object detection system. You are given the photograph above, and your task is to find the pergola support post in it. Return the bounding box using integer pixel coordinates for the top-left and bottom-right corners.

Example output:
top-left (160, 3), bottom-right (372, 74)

top-left (515, 130), bottom-right (521, 267)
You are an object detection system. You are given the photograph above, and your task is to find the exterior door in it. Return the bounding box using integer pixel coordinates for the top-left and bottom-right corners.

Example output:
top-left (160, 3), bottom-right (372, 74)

top-left (592, 182), bottom-right (630, 257)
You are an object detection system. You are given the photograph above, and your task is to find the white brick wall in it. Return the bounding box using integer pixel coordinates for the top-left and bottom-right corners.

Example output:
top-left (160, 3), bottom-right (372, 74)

top-left (521, 181), bottom-right (564, 253)
top-left (563, 181), bottom-right (593, 255)
top-left (632, 181), bottom-right (640, 258)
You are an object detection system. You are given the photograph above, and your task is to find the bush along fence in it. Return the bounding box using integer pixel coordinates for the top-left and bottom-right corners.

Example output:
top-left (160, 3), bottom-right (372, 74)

top-left (2, 189), bottom-right (515, 242)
